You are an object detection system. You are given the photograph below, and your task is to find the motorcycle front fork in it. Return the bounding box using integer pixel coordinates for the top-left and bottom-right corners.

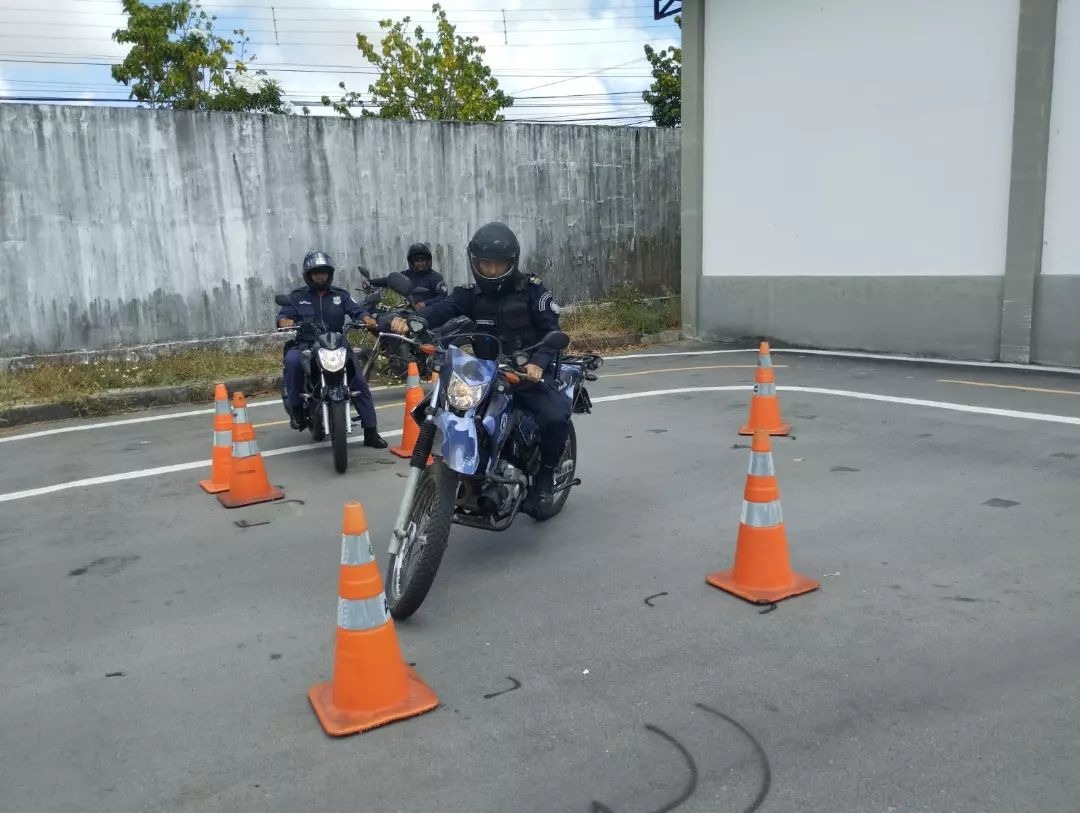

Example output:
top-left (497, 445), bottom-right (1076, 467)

top-left (316, 372), bottom-right (353, 434)
top-left (388, 418), bottom-right (437, 556)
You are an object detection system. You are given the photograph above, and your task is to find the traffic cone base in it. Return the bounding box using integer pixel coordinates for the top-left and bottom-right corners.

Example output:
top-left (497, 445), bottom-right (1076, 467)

top-left (308, 662), bottom-right (439, 737)
top-left (738, 419), bottom-right (791, 437)
top-left (706, 525), bottom-right (820, 603)
top-left (198, 450), bottom-right (232, 494)
top-left (217, 481), bottom-right (285, 508)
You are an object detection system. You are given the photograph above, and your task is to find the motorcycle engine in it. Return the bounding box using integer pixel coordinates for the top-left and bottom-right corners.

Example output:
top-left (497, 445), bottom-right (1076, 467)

top-left (477, 460), bottom-right (526, 516)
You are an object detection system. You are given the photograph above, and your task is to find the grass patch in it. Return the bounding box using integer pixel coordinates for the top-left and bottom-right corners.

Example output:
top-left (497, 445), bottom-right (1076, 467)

top-left (0, 347), bottom-right (286, 408)
top-left (562, 286), bottom-right (680, 338)
top-left (0, 290), bottom-right (679, 408)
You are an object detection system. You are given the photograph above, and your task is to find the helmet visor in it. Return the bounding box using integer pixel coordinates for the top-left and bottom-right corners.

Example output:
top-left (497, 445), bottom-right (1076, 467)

top-left (473, 257), bottom-right (512, 279)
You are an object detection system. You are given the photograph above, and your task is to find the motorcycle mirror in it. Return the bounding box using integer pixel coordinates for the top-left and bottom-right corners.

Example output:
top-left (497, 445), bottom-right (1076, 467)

top-left (357, 265), bottom-right (371, 280)
top-left (408, 316), bottom-right (428, 334)
top-left (541, 330), bottom-right (571, 351)
top-left (385, 271), bottom-right (414, 297)
top-left (513, 351), bottom-right (530, 368)
top-left (274, 294), bottom-right (292, 307)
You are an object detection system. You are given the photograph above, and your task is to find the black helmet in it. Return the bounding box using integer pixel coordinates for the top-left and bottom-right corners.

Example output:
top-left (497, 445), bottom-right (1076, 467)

top-left (406, 242), bottom-right (432, 263)
top-left (467, 222), bottom-right (520, 296)
top-left (302, 250), bottom-right (335, 291)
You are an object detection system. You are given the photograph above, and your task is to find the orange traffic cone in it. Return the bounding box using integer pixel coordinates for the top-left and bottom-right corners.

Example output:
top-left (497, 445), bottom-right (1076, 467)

top-left (740, 341), bottom-right (791, 436)
top-left (217, 392), bottom-right (285, 509)
top-left (390, 362), bottom-right (425, 459)
top-left (308, 502), bottom-right (439, 736)
top-left (199, 383), bottom-right (233, 494)
top-left (706, 429), bottom-right (819, 604)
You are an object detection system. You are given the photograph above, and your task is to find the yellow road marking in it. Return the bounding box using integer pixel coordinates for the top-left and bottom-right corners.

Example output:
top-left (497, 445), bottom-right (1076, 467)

top-left (602, 363), bottom-right (787, 379)
top-left (938, 379), bottom-right (1080, 396)
top-left (253, 365), bottom-right (769, 427)
top-left (254, 401), bottom-right (404, 428)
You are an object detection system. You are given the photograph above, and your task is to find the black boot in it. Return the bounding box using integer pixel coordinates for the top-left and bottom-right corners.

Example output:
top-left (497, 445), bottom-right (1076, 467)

top-left (533, 464), bottom-right (557, 506)
top-left (288, 407), bottom-right (307, 431)
top-left (364, 427), bottom-right (388, 449)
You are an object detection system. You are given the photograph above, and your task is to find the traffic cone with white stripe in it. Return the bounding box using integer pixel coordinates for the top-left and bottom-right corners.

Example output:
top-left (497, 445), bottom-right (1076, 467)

top-left (390, 361), bottom-right (427, 460)
top-left (707, 429), bottom-right (819, 604)
top-left (308, 502), bottom-right (439, 736)
top-left (199, 383), bottom-right (233, 494)
top-left (217, 392), bottom-right (285, 508)
top-left (739, 341), bottom-right (791, 436)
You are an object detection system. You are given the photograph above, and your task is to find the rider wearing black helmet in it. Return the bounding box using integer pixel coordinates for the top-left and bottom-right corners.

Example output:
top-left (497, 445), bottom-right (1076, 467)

top-left (276, 249), bottom-right (387, 448)
top-left (390, 222), bottom-right (570, 505)
top-left (361, 242), bottom-right (448, 309)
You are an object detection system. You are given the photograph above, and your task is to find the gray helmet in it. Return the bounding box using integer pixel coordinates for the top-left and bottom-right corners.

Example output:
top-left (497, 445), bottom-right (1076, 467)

top-left (302, 250), bottom-right (334, 291)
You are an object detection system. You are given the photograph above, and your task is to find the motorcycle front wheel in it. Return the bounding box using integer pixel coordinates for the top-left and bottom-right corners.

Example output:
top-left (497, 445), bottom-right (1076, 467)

top-left (385, 460), bottom-right (458, 620)
top-left (329, 400), bottom-right (348, 474)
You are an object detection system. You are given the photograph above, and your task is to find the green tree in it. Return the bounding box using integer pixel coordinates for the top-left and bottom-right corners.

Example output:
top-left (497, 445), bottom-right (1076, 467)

top-left (111, 0), bottom-right (290, 113)
top-left (642, 15), bottom-right (681, 128)
top-left (323, 2), bottom-right (513, 121)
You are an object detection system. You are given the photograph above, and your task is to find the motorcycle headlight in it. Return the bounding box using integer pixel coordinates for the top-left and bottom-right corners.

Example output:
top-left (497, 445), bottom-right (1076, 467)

top-left (446, 371), bottom-right (483, 411)
top-left (317, 346), bottom-right (348, 373)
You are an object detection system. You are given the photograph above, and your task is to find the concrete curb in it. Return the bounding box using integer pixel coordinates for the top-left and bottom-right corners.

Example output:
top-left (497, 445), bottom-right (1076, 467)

top-left (0, 374), bottom-right (283, 430)
top-left (0, 331), bottom-right (683, 430)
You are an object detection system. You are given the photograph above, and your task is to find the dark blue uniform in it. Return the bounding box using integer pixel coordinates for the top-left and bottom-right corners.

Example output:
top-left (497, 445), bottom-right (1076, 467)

top-left (422, 273), bottom-right (571, 467)
top-left (402, 267), bottom-right (448, 309)
top-left (276, 284), bottom-right (378, 427)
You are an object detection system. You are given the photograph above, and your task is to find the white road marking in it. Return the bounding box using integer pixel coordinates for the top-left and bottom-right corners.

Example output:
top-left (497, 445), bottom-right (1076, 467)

top-left (0, 385), bottom-right (401, 445)
top-left (5, 345), bottom-right (1077, 445)
top-left (595, 386), bottom-right (1080, 426)
top-left (3, 385), bottom-right (1079, 504)
top-left (0, 430), bottom-right (402, 504)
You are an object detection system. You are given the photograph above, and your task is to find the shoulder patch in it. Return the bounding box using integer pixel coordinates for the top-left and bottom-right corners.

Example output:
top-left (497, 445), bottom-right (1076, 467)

top-left (539, 292), bottom-right (560, 314)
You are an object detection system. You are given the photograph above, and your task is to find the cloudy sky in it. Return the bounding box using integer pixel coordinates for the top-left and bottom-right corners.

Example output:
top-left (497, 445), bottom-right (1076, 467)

top-left (0, 0), bottom-right (680, 124)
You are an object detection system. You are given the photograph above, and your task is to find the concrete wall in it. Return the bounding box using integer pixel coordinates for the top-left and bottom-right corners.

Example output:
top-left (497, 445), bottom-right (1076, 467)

top-left (695, 0), bottom-right (1032, 359)
top-left (0, 105), bottom-right (680, 354)
top-left (1034, 0), bottom-right (1080, 365)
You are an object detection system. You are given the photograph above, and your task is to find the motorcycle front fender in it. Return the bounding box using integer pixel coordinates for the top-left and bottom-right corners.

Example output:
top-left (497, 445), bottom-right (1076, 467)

top-left (325, 383), bottom-right (349, 402)
top-left (435, 411), bottom-right (481, 475)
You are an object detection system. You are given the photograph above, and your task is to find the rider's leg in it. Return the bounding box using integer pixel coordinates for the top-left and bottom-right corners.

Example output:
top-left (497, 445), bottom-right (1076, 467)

top-left (283, 348), bottom-right (308, 430)
top-left (515, 381), bottom-right (572, 502)
top-left (348, 364), bottom-right (388, 448)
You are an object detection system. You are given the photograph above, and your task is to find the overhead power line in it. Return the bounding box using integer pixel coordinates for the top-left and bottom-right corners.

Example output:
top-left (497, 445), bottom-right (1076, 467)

top-left (0, 55), bottom-right (655, 78)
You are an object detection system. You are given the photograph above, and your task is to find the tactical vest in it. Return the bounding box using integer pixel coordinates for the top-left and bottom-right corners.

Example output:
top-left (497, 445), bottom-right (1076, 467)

top-left (471, 275), bottom-right (537, 352)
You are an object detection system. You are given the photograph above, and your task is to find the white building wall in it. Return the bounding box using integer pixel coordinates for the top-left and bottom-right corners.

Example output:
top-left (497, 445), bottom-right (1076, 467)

top-left (1042, 0), bottom-right (1080, 275)
top-left (701, 0), bottom-right (1020, 278)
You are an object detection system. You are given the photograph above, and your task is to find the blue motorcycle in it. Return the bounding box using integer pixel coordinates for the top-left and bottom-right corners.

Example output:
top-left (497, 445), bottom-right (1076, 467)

top-left (381, 313), bottom-right (603, 620)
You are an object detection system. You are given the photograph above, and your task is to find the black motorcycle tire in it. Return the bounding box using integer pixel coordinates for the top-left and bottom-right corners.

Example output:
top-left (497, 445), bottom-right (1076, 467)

top-left (523, 422), bottom-right (577, 522)
top-left (385, 460), bottom-right (457, 621)
top-left (309, 402), bottom-right (326, 442)
top-left (330, 400), bottom-right (348, 474)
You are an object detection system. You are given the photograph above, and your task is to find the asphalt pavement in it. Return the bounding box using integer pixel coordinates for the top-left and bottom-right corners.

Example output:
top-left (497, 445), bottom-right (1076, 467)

top-left (1, 343), bottom-right (1078, 812)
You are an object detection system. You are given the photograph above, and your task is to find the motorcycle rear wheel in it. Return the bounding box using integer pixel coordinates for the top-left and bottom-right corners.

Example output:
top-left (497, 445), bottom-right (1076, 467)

top-left (386, 461), bottom-right (458, 620)
top-left (522, 422), bottom-right (577, 522)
